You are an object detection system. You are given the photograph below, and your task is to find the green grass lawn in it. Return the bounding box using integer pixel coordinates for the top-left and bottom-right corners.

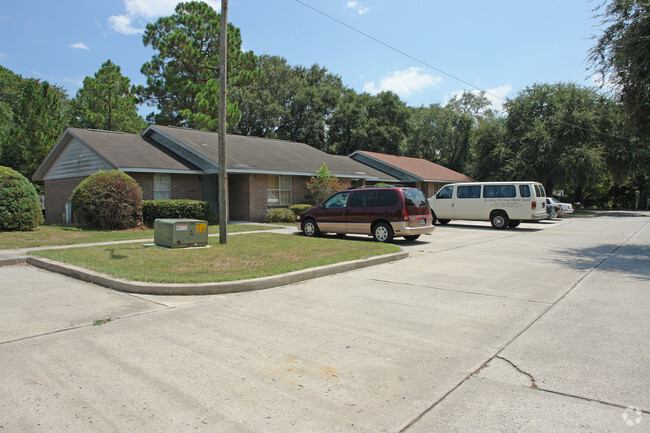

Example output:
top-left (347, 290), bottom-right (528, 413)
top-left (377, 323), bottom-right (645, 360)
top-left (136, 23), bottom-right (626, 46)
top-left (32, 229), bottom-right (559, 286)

top-left (30, 233), bottom-right (400, 283)
top-left (0, 224), bottom-right (274, 249)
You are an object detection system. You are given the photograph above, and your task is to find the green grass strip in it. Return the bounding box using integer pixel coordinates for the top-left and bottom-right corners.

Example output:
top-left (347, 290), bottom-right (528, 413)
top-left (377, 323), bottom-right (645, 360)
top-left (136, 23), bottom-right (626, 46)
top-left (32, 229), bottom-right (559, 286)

top-left (30, 233), bottom-right (399, 283)
top-left (0, 224), bottom-right (274, 249)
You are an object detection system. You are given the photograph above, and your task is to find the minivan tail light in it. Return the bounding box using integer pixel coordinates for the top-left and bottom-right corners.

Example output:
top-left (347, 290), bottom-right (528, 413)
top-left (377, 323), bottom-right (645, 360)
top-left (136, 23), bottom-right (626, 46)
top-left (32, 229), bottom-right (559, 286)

top-left (403, 208), bottom-right (409, 220)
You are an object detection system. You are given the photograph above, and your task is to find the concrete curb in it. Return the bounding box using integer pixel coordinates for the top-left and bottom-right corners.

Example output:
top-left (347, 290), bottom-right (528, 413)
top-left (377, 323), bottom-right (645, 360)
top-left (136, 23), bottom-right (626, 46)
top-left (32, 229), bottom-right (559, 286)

top-left (26, 250), bottom-right (409, 296)
top-left (0, 256), bottom-right (28, 267)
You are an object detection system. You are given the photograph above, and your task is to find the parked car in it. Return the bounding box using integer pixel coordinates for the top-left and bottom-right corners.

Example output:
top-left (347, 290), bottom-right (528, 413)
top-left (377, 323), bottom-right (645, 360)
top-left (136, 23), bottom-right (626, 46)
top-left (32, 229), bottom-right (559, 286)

top-left (546, 202), bottom-right (559, 219)
top-left (296, 186), bottom-right (434, 242)
top-left (546, 197), bottom-right (574, 216)
top-left (428, 181), bottom-right (547, 229)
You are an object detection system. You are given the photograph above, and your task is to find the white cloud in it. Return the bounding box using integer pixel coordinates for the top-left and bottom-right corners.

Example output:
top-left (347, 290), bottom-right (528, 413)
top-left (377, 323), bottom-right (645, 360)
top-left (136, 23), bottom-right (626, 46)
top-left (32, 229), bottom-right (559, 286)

top-left (363, 67), bottom-right (442, 97)
top-left (346, 1), bottom-right (370, 15)
top-left (0, 53), bottom-right (6, 59)
top-left (70, 42), bottom-right (90, 50)
top-left (109, 0), bottom-right (220, 35)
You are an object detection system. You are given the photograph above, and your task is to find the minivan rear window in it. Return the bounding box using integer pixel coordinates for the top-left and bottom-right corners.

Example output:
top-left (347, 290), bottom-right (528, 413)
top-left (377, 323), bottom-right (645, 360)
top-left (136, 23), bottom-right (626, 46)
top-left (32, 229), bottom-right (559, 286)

top-left (403, 189), bottom-right (427, 206)
top-left (483, 185), bottom-right (516, 198)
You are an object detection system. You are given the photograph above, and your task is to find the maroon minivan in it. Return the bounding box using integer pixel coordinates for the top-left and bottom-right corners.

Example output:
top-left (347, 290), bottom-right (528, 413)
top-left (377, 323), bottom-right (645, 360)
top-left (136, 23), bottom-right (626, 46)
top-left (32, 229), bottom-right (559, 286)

top-left (295, 186), bottom-right (434, 242)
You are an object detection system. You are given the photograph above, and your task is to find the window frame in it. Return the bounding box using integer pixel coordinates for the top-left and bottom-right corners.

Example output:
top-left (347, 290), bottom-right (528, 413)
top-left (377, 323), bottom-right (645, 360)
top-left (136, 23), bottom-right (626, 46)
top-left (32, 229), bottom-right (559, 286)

top-left (153, 173), bottom-right (172, 200)
top-left (267, 174), bottom-right (293, 206)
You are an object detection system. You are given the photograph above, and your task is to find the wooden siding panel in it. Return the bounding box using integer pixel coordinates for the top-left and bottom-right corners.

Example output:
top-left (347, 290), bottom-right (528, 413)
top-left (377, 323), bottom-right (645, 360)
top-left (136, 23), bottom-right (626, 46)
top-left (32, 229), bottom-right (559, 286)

top-left (45, 137), bottom-right (112, 180)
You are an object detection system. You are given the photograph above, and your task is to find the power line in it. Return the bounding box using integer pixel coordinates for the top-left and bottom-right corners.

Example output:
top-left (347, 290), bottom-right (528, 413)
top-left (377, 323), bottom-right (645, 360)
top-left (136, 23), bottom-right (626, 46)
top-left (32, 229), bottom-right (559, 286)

top-left (294, 0), bottom-right (633, 141)
top-left (294, 0), bottom-right (506, 102)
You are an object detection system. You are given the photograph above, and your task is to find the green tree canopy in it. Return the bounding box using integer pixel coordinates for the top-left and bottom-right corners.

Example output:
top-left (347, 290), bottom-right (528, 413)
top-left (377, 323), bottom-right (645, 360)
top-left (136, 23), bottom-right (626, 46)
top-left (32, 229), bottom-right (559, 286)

top-left (503, 82), bottom-right (620, 195)
top-left (589, 0), bottom-right (650, 136)
top-left (138, 1), bottom-right (257, 128)
top-left (69, 60), bottom-right (147, 133)
top-left (0, 79), bottom-right (68, 179)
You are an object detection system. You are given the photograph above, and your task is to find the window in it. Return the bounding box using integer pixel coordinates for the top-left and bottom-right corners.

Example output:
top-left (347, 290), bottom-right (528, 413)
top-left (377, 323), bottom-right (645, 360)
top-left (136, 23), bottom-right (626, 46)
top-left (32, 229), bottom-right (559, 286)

top-left (153, 174), bottom-right (171, 200)
top-left (324, 192), bottom-right (350, 208)
top-left (349, 190), bottom-right (398, 207)
top-left (403, 189), bottom-right (426, 206)
top-left (436, 185), bottom-right (454, 199)
top-left (457, 185), bottom-right (481, 199)
top-left (483, 185), bottom-right (516, 198)
top-left (534, 184), bottom-right (546, 198)
top-left (268, 175), bottom-right (292, 205)
top-left (519, 185), bottom-right (531, 197)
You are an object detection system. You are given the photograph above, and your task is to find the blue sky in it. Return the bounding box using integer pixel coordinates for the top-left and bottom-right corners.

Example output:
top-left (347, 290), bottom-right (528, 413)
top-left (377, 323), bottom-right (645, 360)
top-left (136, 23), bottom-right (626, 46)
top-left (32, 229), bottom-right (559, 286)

top-left (1, 0), bottom-right (604, 115)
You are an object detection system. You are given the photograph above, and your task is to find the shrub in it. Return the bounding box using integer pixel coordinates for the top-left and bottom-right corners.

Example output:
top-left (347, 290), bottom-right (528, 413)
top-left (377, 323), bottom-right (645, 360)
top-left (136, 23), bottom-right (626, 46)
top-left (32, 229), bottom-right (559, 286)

top-left (142, 199), bottom-right (218, 227)
top-left (0, 166), bottom-right (44, 231)
top-left (306, 163), bottom-right (348, 205)
top-left (264, 208), bottom-right (296, 223)
top-left (288, 204), bottom-right (312, 216)
top-left (71, 171), bottom-right (142, 230)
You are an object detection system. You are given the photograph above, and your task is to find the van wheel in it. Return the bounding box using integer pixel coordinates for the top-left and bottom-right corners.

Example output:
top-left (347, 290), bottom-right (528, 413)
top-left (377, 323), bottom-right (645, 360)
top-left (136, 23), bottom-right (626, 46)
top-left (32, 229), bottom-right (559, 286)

top-left (490, 211), bottom-right (509, 229)
top-left (438, 219), bottom-right (450, 225)
top-left (431, 211), bottom-right (438, 224)
top-left (373, 222), bottom-right (394, 242)
top-left (508, 220), bottom-right (521, 228)
top-left (302, 219), bottom-right (320, 237)
top-left (404, 235), bottom-right (420, 241)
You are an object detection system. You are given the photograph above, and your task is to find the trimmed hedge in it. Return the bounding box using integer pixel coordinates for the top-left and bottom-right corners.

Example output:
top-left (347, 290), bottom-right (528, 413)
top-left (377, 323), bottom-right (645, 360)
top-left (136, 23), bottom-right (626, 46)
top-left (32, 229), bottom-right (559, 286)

top-left (264, 208), bottom-right (296, 223)
top-left (71, 171), bottom-right (143, 230)
top-left (288, 204), bottom-right (312, 216)
top-left (142, 199), bottom-right (219, 227)
top-left (0, 166), bottom-right (44, 231)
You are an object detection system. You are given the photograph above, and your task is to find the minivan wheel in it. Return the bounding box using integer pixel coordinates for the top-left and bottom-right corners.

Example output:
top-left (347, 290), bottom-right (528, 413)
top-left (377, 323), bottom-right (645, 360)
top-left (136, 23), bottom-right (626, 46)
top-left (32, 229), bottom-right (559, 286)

top-left (302, 219), bottom-right (320, 237)
top-left (372, 222), bottom-right (394, 242)
top-left (490, 211), bottom-right (510, 229)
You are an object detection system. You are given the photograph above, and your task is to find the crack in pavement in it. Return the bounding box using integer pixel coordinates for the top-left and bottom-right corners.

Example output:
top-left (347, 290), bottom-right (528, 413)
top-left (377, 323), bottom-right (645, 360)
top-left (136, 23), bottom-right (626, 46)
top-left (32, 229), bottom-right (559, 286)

top-left (399, 219), bottom-right (649, 432)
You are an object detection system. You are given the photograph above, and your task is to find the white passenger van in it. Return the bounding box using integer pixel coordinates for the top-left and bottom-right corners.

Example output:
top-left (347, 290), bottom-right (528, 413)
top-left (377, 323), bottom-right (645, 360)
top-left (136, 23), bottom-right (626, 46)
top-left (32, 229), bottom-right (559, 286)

top-left (428, 181), bottom-right (547, 229)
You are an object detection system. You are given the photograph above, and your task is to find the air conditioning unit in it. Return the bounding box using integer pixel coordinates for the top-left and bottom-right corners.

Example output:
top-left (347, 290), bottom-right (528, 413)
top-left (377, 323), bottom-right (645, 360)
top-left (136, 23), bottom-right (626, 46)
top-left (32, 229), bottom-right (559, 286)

top-left (154, 219), bottom-right (208, 248)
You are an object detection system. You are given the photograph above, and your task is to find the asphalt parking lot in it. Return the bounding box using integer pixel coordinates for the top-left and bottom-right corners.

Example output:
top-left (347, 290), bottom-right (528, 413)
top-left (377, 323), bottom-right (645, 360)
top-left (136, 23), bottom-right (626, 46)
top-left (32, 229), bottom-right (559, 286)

top-left (1, 213), bottom-right (648, 432)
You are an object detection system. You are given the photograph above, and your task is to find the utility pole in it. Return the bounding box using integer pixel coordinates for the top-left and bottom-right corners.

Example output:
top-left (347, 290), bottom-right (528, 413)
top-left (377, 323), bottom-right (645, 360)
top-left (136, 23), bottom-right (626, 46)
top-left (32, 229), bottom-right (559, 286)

top-left (218, 0), bottom-right (228, 244)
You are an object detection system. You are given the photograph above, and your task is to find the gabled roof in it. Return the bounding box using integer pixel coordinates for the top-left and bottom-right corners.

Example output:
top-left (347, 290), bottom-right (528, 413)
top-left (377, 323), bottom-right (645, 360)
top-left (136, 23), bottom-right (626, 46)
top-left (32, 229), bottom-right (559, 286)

top-left (144, 125), bottom-right (396, 181)
top-left (349, 150), bottom-right (473, 183)
top-left (33, 128), bottom-right (201, 181)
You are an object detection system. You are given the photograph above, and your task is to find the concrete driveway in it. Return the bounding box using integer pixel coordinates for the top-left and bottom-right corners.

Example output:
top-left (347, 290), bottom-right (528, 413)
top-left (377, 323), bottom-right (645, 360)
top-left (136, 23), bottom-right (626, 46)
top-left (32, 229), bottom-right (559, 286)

top-left (0, 213), bottom-right (648, 432)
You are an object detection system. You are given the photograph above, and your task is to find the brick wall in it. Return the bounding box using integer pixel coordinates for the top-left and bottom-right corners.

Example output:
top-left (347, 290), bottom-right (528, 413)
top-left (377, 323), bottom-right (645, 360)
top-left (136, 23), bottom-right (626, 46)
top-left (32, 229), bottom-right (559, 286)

top-left (129, 173), bottom-right (202, 201)
top-left (43, 176), bottom-right (87, 224)
top-left (249, 174), bottom-right (268, 222)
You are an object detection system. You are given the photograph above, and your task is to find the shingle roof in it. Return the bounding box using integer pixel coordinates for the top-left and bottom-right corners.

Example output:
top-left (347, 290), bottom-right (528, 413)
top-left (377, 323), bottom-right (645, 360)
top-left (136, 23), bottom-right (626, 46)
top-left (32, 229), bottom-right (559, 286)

top-left (146, 125), bottom-right (396, 180)
top-left (32, 128), bottom-right (201, 181)
top-left (350, 150), bottom-right (473, 182)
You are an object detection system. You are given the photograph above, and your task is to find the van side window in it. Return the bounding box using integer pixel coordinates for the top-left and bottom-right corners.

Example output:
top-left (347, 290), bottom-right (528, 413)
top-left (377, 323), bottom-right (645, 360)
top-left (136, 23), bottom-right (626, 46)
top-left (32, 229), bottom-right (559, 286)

top-left (437, 186), bottom-right (453, 199)
top-left (519, 185), bottom-right (531, 197)
top-left (324, 192), bottom-right (350, 208)
top-left (483, 185), bottom-right (516, 198)
top-left (457, 185), bottom-right (481, 198)
top-left (376, 189), bottom-right (398, 206)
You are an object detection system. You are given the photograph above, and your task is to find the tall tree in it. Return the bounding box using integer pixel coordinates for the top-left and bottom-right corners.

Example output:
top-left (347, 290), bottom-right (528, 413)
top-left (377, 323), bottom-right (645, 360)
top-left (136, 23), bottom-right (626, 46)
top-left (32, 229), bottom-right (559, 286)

top-left (589, 0), bottom-right (650, 136)
top-left (138, 1), bottom-right (257, 128)
top-left (69, 60), bottom-right (147, 133)
top-left (329, 90), bottom-right (409, 156)
top-left (503, 82), bottom-right (619, 195)
top-left (0, 79), bottom-right (68, 178)
top-left (0, 66), bottom-right (24, 142)
top-left (230, 55), bottom-right (300, 138)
